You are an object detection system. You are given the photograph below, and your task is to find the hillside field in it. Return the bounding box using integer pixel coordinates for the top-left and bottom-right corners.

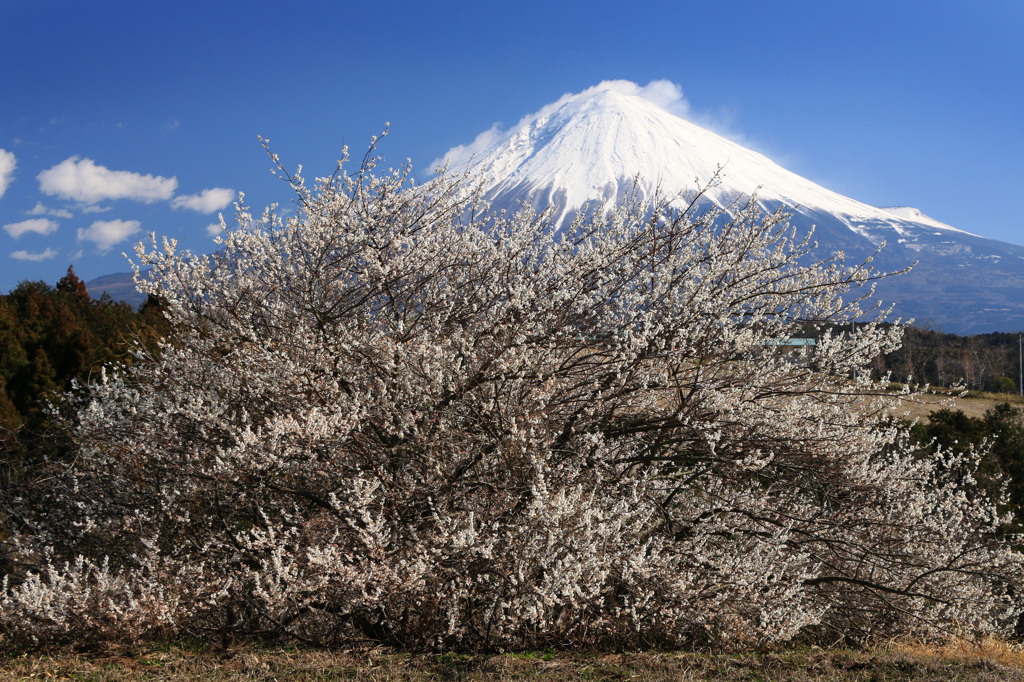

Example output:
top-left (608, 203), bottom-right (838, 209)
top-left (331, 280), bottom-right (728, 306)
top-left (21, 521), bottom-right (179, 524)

top-left (892, 390), bottom-right (1024, 423)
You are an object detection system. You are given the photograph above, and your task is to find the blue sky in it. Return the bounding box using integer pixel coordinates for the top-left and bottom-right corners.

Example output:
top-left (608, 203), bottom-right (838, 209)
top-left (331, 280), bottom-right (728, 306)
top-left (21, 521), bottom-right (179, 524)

top-left (1, 0), bottom-right (1021, 294)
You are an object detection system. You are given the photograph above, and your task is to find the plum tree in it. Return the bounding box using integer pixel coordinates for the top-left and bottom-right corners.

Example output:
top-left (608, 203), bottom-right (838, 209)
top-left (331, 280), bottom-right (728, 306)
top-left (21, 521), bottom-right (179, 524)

top-left (2, 137), bottom-right (1020, 649)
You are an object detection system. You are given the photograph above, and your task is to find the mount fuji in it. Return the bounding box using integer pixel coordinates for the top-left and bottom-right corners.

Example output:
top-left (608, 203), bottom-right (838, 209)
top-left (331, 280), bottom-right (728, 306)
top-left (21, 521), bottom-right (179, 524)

top-left (436, 82), bottom-right (1024, 335)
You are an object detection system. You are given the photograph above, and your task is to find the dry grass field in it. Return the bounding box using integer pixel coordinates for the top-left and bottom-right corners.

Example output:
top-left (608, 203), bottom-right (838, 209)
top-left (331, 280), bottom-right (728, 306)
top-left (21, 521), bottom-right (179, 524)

top-left (889, 389), bottom-right (1024, 424)
top-left (3, 639), bottom-right (1023, 681)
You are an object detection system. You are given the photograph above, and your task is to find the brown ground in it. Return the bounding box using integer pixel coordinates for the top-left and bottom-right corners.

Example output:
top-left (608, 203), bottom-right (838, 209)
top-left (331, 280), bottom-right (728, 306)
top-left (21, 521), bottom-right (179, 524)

top-left (3, 639), bottom-right (1023, 681)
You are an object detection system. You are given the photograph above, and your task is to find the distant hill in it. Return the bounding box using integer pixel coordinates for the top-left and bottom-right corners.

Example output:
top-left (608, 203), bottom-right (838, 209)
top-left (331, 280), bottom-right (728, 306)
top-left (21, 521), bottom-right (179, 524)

top-left (84, 271), bottom-right (147, 309)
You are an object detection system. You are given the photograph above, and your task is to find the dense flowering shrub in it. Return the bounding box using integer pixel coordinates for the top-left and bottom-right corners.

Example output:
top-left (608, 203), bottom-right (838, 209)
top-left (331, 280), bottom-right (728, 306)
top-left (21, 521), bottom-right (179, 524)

top-left (1, 140), bottom-right (1021, 649)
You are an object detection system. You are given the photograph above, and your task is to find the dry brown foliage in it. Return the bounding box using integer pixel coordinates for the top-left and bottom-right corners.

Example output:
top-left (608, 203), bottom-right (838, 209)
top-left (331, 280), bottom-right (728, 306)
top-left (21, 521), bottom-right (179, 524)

top-left (882, 635), bottom-right (1024, 670)
top-left (1, 641), bottom-right (1022, 681)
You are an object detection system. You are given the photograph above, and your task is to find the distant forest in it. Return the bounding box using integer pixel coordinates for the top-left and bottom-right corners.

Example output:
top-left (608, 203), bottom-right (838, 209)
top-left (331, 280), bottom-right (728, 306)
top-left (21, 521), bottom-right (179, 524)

top-left (0, 268), bottom-right (167, 491)
top-left (2, 269), bottom-right (1019, 425)
top-left (1, 269), bottom-right (1023, 541)
top-left (872, 325), bottom-right (1024, 393)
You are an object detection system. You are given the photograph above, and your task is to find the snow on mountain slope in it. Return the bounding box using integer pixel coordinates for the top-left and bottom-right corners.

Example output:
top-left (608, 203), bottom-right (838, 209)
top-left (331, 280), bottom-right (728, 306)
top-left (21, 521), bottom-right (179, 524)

top-left (438, 81), bottom-right (936, 238)
top-left (434, 81), bottom-right (1024, 333)
top-left (83, 84), bottom-right (1024, 334)
top-left (880, 206), bottom-right (973, 235)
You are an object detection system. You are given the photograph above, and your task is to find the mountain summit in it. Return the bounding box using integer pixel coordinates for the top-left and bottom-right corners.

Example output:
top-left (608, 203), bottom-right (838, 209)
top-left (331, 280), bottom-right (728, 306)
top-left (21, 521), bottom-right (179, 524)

top-left (441, 83), bottom-right (908, 230)
top-left (437, 81), bottom-right (1024, 334)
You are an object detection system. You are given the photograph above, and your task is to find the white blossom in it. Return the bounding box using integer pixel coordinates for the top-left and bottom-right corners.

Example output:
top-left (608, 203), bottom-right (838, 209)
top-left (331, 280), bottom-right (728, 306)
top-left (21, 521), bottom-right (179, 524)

top-left (2, 136), bottom-right (1020, 649)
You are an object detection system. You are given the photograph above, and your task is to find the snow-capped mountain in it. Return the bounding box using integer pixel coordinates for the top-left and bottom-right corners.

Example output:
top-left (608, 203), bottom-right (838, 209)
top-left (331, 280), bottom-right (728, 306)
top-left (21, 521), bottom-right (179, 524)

top-left (437, 81), bottom-right (1024, 334)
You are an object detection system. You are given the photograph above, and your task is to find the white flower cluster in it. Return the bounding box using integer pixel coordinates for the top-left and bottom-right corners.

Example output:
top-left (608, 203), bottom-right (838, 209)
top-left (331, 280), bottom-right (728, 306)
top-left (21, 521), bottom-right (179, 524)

top-left (2, 140), bottom-right (1020, 649)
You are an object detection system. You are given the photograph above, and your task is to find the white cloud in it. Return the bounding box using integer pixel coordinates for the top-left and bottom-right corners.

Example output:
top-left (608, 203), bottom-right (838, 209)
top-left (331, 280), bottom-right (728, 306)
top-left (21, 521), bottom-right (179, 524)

top-left (171, 187), bottom-right (235, 213)
top-left (10, 247), bottom-right (59, 262)
top-left (433, 123), bottom-right (506, 173)
top-left (38, 157), bottom-right (177, 204)
top-left (81, 204), bottom-right (112, 214)
top-left (27, 201), bottom-right (73, 219)
top-left (206, 222), bottom-right (224, 237)
top-left (433, 79), bottom-right (693, 171)
top-left (540, 79), bottom-right (692, 119)
top-left (0, 149), bottom-right (16, 198)
top-left (77, 218), bottom-right (141, 253)
top-left (3, 218), bottom-right (59, 239)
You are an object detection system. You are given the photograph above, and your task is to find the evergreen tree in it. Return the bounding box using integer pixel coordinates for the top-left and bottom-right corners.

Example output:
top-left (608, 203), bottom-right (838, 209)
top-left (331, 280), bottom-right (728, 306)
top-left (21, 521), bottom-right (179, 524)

top-left (55, 265), bottom-right (89, 302)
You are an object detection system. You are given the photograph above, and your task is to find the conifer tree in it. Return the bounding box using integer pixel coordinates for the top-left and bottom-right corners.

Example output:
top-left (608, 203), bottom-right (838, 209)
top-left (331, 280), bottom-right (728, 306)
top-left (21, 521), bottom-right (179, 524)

top-left (55, 266), bottom-right (89, 302)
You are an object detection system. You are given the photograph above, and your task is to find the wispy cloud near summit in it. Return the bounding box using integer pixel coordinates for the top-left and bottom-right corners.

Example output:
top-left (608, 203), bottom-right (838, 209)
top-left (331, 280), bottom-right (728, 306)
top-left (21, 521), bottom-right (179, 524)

top-left (434, 80), bottom-right (696, 171)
